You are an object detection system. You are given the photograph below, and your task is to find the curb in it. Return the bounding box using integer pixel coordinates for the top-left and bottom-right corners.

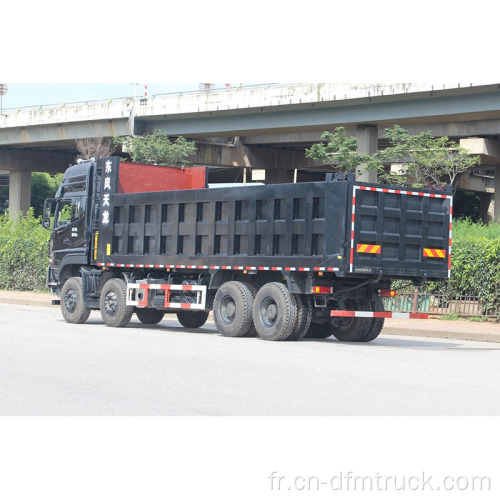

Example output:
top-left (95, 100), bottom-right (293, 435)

top-left (382, 325), bottom-right (500, 343)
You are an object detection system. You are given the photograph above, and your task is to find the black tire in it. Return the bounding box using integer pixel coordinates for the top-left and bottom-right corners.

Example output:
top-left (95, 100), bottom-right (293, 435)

top-left (136, 309), bottom-right (165, 325)
top-left (253, 282), bottom-right (298, 341)
top-left (177, 310), bottom-right (209, 328)
top-left (304, 322), bottom-right (333, 339)
top-left (359, 296), bottom-right (385, 342)
top-left (330, 300), bottom-right (370, 342)
top-left (99, 278), bottom-right (134, 328)
top-left (60, 277), bottom-right (91, 324)
top-left (243, 282), bottom-right (259, 337)
top-left (288, 294), bottom-right (313, 341)
top-left (213, 281), bottom-right (254, 337)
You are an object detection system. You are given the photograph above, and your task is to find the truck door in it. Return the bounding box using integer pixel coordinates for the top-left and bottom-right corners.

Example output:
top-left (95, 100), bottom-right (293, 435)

top-left (51, 196), bottom-right (87, 270)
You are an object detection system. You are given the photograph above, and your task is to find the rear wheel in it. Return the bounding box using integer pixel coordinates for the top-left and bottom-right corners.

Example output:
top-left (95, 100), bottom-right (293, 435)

top-left (243, 282), bottom-right (259, 337)
top-left (304, 322), bottom-right (333, 339)
top-left (177, 310), bottom-right (209, 328)
top-left (136, 309), bottom-right (165, 325)
top-left (60, 277), bottom-right (91, 324)
top-left (253, 282), bottom-right (297, 341)
top-left (100, 278), bottom-right (133, 328)
top-left (330, 300), bottom-right (371, 342)
top-left (288, 294), bottom-right (312, 341)
top-left (359, 296), bottom-right (385, 342)
top-left (213, 281), bottom-right (254, 337)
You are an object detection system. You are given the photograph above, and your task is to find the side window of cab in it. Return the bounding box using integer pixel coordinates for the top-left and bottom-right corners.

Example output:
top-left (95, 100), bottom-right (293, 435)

top-left (55, 199), bottom-right (80, 228)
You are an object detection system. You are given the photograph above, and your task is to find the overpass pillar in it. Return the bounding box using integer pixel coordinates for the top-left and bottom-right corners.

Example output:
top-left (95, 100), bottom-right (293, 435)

top-left (355, 125), bottom-right (378, 183)
top-left (9, 170), bottom-right (31, 215)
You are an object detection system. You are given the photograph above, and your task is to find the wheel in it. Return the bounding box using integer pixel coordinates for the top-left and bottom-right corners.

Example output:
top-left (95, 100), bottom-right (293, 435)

top-left (288, 294), bottom-right (312, 341)
top-left (304, 322), bottom-right (333, 339)
top-left (253, 282), bottom-right (298, 341)
top-left (99, 278), bottom-right (134, 327)
top-left (60, 277), bottom-right (91, 324)
top-left (243, 282), bottom-right (259, 337)
top-left (213, 281), bottom-right (254, 337)
top-left (359, 296), bottom-right (385, 342)
top-left (136, 309), bottom-right (165, 325)
top-left (177, 310), bottom-right (209, 328)
top-left (330, 300), bottom-right (371, 342)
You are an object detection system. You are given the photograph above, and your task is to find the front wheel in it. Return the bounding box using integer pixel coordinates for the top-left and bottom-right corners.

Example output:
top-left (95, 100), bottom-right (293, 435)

top-left (100, 278), bottom-right (134, 328)
top-left (60, 277), bottom-right (91, 324)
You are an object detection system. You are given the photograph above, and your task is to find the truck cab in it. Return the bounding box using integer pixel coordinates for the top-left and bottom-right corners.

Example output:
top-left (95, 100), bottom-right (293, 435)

top-left (44, 160), bottom-right (93, 293)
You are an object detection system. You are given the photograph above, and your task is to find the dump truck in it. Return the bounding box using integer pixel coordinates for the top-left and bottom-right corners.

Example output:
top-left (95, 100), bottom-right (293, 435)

top-left (43, 157), bottom-right (452, 342)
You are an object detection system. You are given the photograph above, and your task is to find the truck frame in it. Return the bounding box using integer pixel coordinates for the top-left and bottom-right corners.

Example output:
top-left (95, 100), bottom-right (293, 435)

top-left (43, 157), bottom-right (452, 342)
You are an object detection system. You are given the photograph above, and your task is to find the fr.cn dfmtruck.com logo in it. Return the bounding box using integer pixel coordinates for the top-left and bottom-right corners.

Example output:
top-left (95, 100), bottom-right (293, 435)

top-left (268, 471), bottom-right (492, 492)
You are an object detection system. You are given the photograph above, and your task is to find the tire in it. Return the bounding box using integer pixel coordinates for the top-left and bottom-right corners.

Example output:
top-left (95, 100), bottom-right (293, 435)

top-left (330, 300), bottom-right (370, 342)
top-left (213, 281), bottom-right (254, 337)
top-left (304, 322), bottom-right (333, 339)
top-left (99, 278), bottom-right (134, 328)
top-left (60, 277), bottom-right (91, 324)
top-left (288, 294), bottom-right (312, 341)
top-left (243, 282), bottom-right (259, 337)
top-left (177, 310), bottom-right (209, 328)
top-left (253, 282), bottom-right (298, 341)
top-left (359, 296), bottom-right (385, 342)
top-left (136, 309), bottom-right (165, 325)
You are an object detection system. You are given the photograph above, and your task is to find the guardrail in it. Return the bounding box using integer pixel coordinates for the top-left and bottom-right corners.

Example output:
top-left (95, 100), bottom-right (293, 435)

top-left (0, 83), bottom-right (292, 115)
top-left (384, 291), bottom-right (500, 319)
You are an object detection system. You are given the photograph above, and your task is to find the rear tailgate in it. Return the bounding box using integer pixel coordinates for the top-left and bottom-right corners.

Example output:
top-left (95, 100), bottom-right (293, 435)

top-left (350, 184), bottom-right (452, 279)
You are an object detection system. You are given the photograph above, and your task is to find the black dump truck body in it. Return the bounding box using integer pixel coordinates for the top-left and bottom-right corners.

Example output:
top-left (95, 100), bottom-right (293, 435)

top-left (45, 157), bottom-right (452, 342)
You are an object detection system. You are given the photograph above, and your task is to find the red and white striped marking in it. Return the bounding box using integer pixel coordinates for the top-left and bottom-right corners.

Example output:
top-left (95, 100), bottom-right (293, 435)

top-left (127, 283), bottom-right (207, 310)
top-left (98, 262), bottom-right (340, 273)
top-left (330, 310), bottom-right (428, 319)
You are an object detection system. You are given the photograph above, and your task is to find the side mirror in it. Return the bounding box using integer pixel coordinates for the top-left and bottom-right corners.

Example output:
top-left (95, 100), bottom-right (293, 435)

top-left (42, 199), bottom-right (54, 230)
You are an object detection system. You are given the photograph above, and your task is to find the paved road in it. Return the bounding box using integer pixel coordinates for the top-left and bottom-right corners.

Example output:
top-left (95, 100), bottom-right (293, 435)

top-left (1, 303), bottom-right (499, 416)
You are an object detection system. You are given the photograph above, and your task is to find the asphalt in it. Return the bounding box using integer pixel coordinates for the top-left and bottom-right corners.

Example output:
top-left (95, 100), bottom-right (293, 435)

top-left (0, 289), bottom-right (499, 343)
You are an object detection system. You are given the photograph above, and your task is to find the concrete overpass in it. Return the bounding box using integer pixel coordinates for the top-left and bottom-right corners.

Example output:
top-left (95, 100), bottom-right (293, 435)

top-left (1, 82), bottom-right (499, 220)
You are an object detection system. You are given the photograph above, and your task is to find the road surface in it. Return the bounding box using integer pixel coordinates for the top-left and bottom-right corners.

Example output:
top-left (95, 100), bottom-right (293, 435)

top-left (1, 303), bottom-right (499, 416)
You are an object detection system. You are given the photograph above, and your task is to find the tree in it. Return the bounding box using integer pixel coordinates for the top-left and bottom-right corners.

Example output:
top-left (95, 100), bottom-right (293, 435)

top-left (31, 172), bottom-right (63, 217)
top-left (305, 125), bottom-right (480, 189)
top-left (305, 127), bottom-right (376, 175)
top-left (75, 136), bottom-right (115, 162)
top-left (375, 125), bottom-right (480, 188)
top-left (113, 130), bottom-right (197, 168)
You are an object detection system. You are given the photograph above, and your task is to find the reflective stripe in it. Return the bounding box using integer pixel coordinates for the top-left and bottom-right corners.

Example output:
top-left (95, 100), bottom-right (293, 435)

top-left (357, 244), bottom-right (381, 254)
top-left (423, 248), bottom-right (447, 258)
top-left (330, 310), bottom-right (428, 319)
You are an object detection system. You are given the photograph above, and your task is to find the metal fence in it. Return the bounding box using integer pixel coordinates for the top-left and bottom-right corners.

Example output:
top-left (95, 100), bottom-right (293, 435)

top-left (383, 291), bottom-right (500, 319)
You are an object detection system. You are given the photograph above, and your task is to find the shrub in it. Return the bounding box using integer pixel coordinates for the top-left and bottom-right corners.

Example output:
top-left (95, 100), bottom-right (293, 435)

top-left (0, 210), bottom-right (49, 291)
top-left (426, 220), bottom-right (500, 314)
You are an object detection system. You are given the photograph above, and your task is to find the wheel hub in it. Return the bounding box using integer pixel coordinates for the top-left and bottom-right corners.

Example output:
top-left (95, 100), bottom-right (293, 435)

top-left (64, 289), bottom-right (77, 313)
top-left (104, 291), bottom-right (118, 316)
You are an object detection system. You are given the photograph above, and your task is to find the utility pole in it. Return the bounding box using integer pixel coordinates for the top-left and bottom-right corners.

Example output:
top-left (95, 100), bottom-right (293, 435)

top-left (0, 83), bottom-right (8, 114)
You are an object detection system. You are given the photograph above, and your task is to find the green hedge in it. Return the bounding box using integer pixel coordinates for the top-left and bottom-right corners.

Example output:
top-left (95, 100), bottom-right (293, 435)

top-left (441, 219), bottom-right (500, 313)
top-left (0, 210), bottom-right (49, 291)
